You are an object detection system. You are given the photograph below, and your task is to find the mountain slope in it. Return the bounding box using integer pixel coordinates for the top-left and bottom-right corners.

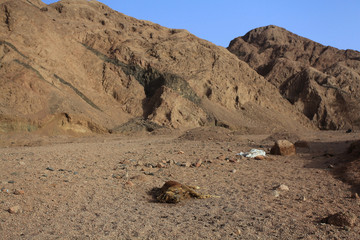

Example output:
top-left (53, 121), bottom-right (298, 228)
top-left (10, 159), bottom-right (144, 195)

top-left (0, 1), bottom-right (312, 135)
top-left (228, 25), bottom-right (360, 130)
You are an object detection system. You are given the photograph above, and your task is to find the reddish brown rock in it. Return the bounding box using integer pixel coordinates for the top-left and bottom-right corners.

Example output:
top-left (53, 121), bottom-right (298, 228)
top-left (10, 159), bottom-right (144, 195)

top-left (254, 155), bottom-right (265, 160)
top-left (270, 140), bottom-right (296, 156)
top-left (195, 159), bottom-right (203, 168)
top-left (13, 189), bottom-right (25, 195)
top-left (322, 211), bottom-right (357, 227)
top-left (8, 205), bottom-right (21, 214)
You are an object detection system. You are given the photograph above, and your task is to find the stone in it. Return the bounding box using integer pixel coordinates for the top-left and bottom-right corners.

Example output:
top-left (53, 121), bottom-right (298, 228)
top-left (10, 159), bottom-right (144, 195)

top-left (157, 163), bottom-right (165, 168)
top-left (277, 184), bottom-right (289, 191)
top-left (351, 192), bottom-right (359, 199)
top-left (322, 211), bottom-right (357, 227)
top-left (271, 190), bottom-right (280, 197)
top-left (125, 181), bottom-right (134, 187)
top-left (254, 155), bottom-right (265, 160)
top-left (195, 159), bottom-right (202, 168)
top-left (270, 140), bottom-right (296, 156)
top-left (14, 189), bottom-right (25, 195)
top-left (8, 205), bottom-right (22, 214)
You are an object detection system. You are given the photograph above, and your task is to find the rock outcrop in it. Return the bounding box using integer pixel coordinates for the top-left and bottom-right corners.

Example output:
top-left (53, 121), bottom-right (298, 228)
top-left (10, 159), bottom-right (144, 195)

top-left (228, 25), bottom-right (360, 130)
top-left (0, 0), bottom-right (312, 135)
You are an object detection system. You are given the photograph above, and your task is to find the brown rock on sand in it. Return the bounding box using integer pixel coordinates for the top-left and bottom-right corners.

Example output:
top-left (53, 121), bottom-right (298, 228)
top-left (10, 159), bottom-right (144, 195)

top-left (322, 211), bottom-right (357, 227)
top-left (270, 140), bottom-right (296, 156)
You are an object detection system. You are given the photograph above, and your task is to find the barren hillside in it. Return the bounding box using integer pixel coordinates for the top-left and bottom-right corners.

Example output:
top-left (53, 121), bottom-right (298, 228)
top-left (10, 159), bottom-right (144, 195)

top-left (0, 0), bottom-right (312, 135)
top-left (228, 25), bottom-right (360, 130)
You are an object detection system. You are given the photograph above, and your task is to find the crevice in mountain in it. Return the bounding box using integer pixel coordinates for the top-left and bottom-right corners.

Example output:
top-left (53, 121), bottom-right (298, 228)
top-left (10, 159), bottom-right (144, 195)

top-left (3, 5), bottom-right (11, 31)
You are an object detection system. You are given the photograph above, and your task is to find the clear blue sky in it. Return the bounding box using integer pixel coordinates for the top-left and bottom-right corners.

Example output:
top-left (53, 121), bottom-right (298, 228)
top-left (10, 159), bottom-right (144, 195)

top-left (42, 0), bottom-right (360, 51)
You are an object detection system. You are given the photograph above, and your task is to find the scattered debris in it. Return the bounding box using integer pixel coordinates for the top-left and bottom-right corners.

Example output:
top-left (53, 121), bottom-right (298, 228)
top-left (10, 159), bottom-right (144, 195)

top-left (270, 140), bottom-right (296, 156)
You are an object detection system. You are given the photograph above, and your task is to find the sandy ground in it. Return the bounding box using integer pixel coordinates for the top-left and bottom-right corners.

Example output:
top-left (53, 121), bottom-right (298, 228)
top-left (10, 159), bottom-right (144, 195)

top-left (0, 128), bottom-right (359, 239)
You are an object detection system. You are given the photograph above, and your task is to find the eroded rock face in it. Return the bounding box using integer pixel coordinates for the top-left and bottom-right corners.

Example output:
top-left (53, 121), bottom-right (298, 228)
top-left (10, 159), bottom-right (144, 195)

top-left (228, 25), bottom-right (360, 130)
top-left (0, 1), bottom-right (311, 134)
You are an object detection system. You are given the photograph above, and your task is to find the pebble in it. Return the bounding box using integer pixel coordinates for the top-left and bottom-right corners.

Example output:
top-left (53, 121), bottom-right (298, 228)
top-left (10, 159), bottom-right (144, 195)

top-left (272, 190), bottom-right (280, 197)
top-left (19, 161), bottom-right (26, 166)
top-left (277, 184), bottom-right (290, 191)
top-left (125, 181), bottom-right (134, 187)
top-left (157, 163), bottom-right (165, 168)
top-left (8, 180), bottom-right (15, 184)
top-left (14, 189), bottom-right (25, 195)
top-left (1, 188), bottom-right (10, 194)
top-left (112, 174), bottom-right (122, 179)
top-left (8, 205), bottom-right (22, 214)
top-left (351, 192), bottom-right (359, 199)
top-left (254, 155), bottom-right (265, 160)
top-left (195, 159), bottom-right (202, 168)
top-left (46, 167), bottom-right (55, 171)
top-left (231, 169), bottom-right (237, 173)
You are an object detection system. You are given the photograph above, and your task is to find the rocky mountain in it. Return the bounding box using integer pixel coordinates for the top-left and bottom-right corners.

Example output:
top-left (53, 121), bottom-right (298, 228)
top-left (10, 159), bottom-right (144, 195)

top-left (0, 0), bottom-right (314, 135)
top-left (228, 25), bottom-right (360, 130)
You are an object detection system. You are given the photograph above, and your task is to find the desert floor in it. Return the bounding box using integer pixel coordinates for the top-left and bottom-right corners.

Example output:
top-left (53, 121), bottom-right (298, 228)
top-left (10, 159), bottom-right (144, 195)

top-left (0, 127), bottom-right (359, 239)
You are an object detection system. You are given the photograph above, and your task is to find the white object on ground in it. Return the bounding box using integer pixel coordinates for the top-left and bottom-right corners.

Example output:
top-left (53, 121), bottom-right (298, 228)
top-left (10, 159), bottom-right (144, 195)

top-left (237, 149), bottom-right (266, 158)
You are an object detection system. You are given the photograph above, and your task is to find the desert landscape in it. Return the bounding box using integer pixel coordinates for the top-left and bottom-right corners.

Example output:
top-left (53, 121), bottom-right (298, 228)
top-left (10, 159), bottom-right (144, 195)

top-left (1, 0), bottom-right (360, 239)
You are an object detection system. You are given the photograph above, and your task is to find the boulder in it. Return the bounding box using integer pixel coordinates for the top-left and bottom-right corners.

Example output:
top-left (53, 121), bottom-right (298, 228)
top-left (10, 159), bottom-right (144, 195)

top-left (270, 140), bottom-right (296, 156)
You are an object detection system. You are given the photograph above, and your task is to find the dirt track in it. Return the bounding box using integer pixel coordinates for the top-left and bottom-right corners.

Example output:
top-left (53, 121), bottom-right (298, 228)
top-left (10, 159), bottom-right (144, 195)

top-left (0, 128), bottom-right (359, 239)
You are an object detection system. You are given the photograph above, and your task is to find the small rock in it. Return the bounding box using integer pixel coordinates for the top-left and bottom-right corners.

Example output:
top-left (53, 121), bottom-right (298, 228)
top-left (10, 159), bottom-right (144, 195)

top-left (328, 164), bottom-right (334, 169)
top-left (322, 211), bottom-right (357, 227)
top-left (112, 174), bottom-right (122, 179)
top-left (351, 192), bottom-right (359, 199)
top-left (277, 184), bottom-right (290, 191)
top-left (8, 205), bottom-right (22, 214)
top-left (19, 161), bottom-right (25, 166)
top-left (272, 190), bottom-right (280, 197)
top-left (270, 140), bottom-right (296, 156)
top-left (217, 155), bottom-right (226, 161)
top-left (125, 181), bottom-right (134, 187)
top-left (8, 180), bottom-right (15, 184)
top-left (143, 172), bottom-right (154, 176)
top-left (14, 189), bottom-right (25, 195)
top-left (298, 195), bottom-right (306, 201)
top-left (1, 188), bottom-right (10, 194)
top-left (178, 151), bottom-right (184, 154)
top-left (157, 163), bottom-right (165, 168)
top-left (46, 167), bottom-right (55, 171)
top-left (195, 159), bottom-right (203, 168)
top-left (231, 169), bottom-right (237, 173)
top-left (254, 155), bottom-right (265, 160)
